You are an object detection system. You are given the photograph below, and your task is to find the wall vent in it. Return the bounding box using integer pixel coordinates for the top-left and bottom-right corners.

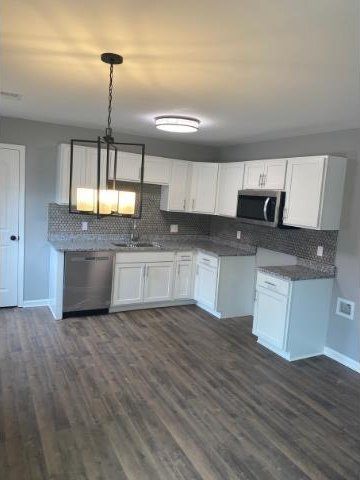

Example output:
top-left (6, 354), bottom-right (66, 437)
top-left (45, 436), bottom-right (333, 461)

top-left (336, 297), bottom-right (355, 320)
top-left (0, 91), bottom-right (22, 100)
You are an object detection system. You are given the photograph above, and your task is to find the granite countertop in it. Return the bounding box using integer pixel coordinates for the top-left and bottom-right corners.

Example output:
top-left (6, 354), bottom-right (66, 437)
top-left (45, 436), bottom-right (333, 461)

top-left (49, 237), bottom-right (256, 258)
top-left (257, 265), bottom-right (336, 281)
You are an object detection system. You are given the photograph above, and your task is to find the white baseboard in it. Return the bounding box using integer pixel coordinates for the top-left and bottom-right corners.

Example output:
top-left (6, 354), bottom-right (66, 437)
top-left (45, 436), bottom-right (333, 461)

top-left (22, 298), bottom-right (50, 308)
top-left (324, 347), bottom-right (360, 373)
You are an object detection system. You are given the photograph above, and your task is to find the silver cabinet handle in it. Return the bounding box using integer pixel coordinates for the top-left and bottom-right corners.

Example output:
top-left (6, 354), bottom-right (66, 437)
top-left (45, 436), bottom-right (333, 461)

top-left (183, 199), bottom-right (186, 210)
top-left (192, 199), bottom-right (195, 210)
top-left (264, 280), bottom-right (276, 287)
top-left (263, 197), bottom-right (270, 222)
top-left (263, 174), bottom-right (267, 187)
top-left (258, 174), bottom-right (262, 187)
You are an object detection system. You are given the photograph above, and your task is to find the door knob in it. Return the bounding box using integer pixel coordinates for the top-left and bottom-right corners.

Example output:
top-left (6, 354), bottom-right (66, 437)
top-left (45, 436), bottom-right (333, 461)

top-left (10, 235), bottom-right (18, 241)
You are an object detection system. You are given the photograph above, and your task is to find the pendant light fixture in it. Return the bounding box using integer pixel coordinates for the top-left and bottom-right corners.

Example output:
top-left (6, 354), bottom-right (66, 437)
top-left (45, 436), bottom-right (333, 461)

top-left (69, 53), bottom-right (145, 218)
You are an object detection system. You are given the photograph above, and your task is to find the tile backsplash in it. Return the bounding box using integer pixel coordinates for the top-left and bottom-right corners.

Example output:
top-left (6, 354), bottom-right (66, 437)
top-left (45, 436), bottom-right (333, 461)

top-left (48, 184), bottom-right (338, 265)
top-left (48, 184), bottom-right (211, 238)
top-left (209, 216), bottom-right (338, 265)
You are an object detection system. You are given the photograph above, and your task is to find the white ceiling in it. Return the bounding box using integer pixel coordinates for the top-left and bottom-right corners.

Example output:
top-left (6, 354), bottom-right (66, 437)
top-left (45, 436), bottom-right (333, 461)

top-left (1, 0), bottom-right (360, 145)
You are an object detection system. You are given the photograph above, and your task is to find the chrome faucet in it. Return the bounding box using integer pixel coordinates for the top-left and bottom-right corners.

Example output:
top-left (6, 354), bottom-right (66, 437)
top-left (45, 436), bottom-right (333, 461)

top-left (130, 219), bottom-right (139, 242)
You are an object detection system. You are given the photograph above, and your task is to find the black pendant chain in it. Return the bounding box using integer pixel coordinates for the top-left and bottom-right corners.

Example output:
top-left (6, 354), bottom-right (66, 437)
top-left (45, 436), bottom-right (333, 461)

top-left (105, 63), bottom-right (114, 142)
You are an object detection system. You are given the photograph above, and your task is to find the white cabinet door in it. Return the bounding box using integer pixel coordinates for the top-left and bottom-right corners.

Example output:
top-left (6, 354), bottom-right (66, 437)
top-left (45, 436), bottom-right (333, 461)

top-left (144, 156), bottom-right (171, 184)
top-left (161, 160), bottom-right (190, 211)
top-left (243, 161), bottom-right (265, 189)
top-left (194, 264), bottom-right (217, 309)
top-left (112, 263), bottom-right (145, 305)
top-left (284, 156), bottom-right (325, 229)
top-left (189, 162), bottom-right (219, 214)
top-left (143, 262), bottom-right (174, 302)
top-left (56, 144), bottom-right (107, 205)
top-left (174, 261), bottom-right (193, 299)
top-left (263, 159), bottom-right (287, 190)
top-left (253, 288), bottom-right (288, 349)
top-left (109, 151), bottom-right (142, 182)
top-left (216, 162), bottom-right (244, 217)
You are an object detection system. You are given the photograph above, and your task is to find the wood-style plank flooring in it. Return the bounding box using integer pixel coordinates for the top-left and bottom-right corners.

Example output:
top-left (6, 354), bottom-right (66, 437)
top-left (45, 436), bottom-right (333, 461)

top-left (0, 305), bottom-right (359, 480)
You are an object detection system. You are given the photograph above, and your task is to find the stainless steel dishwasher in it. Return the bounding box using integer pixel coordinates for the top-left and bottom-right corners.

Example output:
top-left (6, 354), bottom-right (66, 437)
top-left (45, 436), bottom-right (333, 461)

top-left (63, 251), bottom-right (114, 316)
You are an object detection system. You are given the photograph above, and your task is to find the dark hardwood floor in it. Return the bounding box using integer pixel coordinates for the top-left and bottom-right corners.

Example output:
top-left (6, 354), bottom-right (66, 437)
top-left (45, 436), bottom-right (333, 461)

top-left (0, 305), bottom-right (359, 480)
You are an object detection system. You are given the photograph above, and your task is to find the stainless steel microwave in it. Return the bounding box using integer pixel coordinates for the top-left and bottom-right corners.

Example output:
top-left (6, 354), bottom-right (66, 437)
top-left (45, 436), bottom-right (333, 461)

top-left (237, 190), bottom-right (285, 227)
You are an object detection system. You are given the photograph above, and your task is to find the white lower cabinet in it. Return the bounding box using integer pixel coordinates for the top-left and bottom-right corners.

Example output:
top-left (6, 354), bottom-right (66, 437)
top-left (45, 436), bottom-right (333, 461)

top-left (194, 252), bottom-right (255, 318)
top-left (253, 287), bottom-right (288, 349)
top-left (112, 263), bottom-right (145, 305)
top-left (194, 262), bottom-right (218, 310)
top-left (173, 252), bottom-right (194, 299)
top-left (111, 252), bottom-right (175, 307)
top-left (143, 262), bottom-right (174, 302)
top-left (110, 249), bottom-right (255, 318)
top-left (253, 271), bottom-right (334, 361)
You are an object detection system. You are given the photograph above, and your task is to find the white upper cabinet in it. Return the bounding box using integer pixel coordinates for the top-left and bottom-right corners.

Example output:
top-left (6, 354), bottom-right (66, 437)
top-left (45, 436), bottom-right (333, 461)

top-left (188, 162), bottom-right (219, 214)
top-left (56, 144), bottom-right (107, 205)
top-left (109, 151), bottom-right (142, 182)
top-left (263, 159), bottom-right (287, 190)
top-left (283, 155), bottom-right (346, 230)
top-left (243, 161), bottom-right (265, 189)
top-left (215, 162), bottom-right (244, 217)
top-left (144, 155), bottom-right (171, 184)
top-left (243, 159), bottom-right (287, 190)
top-left (160, 160), bottom-right (190, 212)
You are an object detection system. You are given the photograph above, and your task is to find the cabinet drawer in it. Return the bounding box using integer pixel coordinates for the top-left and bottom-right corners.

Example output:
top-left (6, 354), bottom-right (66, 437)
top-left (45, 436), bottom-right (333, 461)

top-left (197, 252), bottom-right (218, 269)
top-left (176, 251), bottom-right (193, 262)
top-left (256, 271), bottom-right (290, 296)
top-left (116, 251), bottom-right (175, 264)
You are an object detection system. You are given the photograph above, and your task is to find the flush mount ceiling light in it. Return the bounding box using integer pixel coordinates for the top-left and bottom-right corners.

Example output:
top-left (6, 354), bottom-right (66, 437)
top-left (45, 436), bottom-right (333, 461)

top-left (155, 116), bottom-right (200, 133)
top-left (69, 52), bottom-right (145, 219)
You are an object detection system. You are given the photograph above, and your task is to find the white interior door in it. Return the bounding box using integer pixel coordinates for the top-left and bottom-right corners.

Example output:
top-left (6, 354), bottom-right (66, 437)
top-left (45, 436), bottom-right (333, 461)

top-left (0, 147), bottom-right (21, 307)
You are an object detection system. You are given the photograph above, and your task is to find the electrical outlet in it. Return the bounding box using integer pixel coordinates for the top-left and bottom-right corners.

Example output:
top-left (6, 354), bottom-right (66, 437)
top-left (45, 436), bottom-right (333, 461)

top-left (170, 224), bottom-right (178, 233)
top-left (317, 246), bottom-right (323, 257)
top-left (236, 231), bottom-right (241, 240)
top-left (81, 221), bottom-right (88, 231)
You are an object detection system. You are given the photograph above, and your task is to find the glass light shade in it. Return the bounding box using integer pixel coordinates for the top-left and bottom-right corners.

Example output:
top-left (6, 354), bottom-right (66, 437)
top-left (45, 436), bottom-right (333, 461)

top-left (155, 116), bottom-right (200, 133)
top-left (118, 191), bottom-right (136, 215)
top-left (77, 188), bottom-right (95, 212)
top-left (93, 189), bottom-right (119, 215)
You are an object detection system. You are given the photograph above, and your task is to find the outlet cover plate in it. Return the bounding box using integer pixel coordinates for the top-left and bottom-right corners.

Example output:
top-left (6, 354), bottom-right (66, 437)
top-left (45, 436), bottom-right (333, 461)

top-left (170, 224), bottom-right (178, 233)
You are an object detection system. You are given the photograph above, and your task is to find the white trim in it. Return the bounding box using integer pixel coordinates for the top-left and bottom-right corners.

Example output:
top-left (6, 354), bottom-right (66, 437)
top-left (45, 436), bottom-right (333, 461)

top-left (324, 347), bottom-right (360, 373)
top-left (22, 299), bottom-right (50, 308)
top-left (0, 143), bottom-right (26, 307)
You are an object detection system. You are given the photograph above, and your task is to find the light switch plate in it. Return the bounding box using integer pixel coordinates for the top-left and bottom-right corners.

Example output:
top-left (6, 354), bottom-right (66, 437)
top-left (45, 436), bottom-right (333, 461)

top-left (170, 224), bottom-right (178, 233)
top-left (317, 246), bottom-right (323, 257)
top-left (237, 231), bottom-right (241, 240)
top-left (81, 221), bottom-right (88, 231)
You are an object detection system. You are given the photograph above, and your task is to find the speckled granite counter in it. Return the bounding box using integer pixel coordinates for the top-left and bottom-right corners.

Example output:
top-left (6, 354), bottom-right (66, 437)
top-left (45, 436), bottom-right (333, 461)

top-left (49, 237), bottom-right (256, 258)
top-left (257, 264), bottom-right (335, 281)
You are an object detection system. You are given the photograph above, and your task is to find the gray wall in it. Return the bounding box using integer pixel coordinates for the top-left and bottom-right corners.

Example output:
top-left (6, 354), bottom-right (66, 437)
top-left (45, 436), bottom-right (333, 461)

top-left (0, 116), bottom-right (218, 302)
top-left (221, 129), bottom-right (360, 362)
